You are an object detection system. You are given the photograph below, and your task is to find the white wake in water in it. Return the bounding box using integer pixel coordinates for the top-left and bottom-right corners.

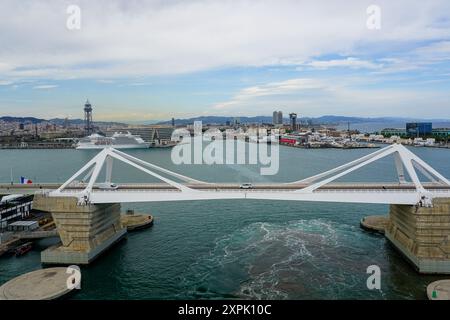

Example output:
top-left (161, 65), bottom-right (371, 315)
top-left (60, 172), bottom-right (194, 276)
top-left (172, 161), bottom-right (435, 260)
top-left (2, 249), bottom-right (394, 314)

top-left (179, 218), bottom-right (383, 299)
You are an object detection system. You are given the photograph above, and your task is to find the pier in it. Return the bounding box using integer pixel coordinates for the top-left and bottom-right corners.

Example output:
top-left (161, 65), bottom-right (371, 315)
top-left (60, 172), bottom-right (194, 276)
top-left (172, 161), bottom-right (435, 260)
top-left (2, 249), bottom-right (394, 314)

top-left (360, 215), bottom-right (388, 234)
top-left (0, 268), bottom-right (75, 300)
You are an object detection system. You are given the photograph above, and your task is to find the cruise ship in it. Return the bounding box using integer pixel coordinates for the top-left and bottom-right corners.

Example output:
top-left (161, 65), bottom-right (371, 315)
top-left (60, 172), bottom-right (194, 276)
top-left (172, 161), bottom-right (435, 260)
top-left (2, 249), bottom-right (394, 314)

top-left (76, 132), bottom-right (151, 149)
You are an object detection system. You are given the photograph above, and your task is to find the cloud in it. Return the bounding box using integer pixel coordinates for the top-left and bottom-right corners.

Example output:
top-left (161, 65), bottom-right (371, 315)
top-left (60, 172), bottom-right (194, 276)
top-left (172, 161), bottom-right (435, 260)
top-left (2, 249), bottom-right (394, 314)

top-left (413, 40), bottom-right (450, 62)
top-left (214, 78), bottom-right (326, 110)
top-left (97, 79), bottom-right (115, 84)
top-left (33, 84), bottom-right (58, 90)
top-left (0, 62), bottom-right (14, 73)
top-left (367, 40), bottom-right (450, 74)
top-left (126, 82), bottom-right (151, 87)
top-left (304, 57), bottom-right (381, 70)
top-left (0, 80), bottom-right (15, 86)
top-left (211, 77), bottom-right (450, 118)
top-left (0, 0), bottom-right (449, 81)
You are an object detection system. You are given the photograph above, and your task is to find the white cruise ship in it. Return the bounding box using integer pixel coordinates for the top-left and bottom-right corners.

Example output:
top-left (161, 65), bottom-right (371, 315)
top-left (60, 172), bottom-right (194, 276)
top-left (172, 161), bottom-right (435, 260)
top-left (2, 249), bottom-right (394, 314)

top-left (76, 132), bottom-right (150, 149)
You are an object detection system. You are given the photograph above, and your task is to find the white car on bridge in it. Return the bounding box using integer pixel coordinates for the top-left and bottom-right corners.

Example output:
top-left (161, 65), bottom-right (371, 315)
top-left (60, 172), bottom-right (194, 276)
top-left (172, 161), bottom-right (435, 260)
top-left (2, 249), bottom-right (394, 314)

top-left (96, 183), bottom-right (119, 190)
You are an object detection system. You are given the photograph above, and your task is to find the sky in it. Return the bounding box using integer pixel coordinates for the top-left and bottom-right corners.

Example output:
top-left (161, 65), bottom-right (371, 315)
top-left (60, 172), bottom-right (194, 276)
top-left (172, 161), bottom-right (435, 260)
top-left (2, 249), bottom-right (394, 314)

top-left (0, 0), bottom-right (449, 122)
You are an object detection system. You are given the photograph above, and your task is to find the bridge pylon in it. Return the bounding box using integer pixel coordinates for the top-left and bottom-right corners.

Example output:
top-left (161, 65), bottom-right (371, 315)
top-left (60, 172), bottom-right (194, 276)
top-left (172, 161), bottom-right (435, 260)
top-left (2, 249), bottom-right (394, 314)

top-left (291, 143), bottom-right (450, 207)
top-left (52, 147), bottom-right (206, 204)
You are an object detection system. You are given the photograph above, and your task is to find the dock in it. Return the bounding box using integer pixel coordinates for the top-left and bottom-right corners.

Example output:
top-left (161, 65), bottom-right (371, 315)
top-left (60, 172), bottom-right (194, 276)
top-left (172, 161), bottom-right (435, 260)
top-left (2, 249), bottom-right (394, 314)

top-left (0, 268), bottom-right (76, 300)
top-left (360, 215), bottom-right (389, 234)
top-left (427, 280), bottom-right (450, 300)
top-left (120, 213), bottom-right (154, 231)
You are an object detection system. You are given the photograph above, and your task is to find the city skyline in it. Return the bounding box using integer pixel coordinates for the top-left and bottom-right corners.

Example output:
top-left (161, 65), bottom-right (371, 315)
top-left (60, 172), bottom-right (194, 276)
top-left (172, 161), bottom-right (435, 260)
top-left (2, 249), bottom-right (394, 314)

top-left (0, 0), bottom-right (449, 121)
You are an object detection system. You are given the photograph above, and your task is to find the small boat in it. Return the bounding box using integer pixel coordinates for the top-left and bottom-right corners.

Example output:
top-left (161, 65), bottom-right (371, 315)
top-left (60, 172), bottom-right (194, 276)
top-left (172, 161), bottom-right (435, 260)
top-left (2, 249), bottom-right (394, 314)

top-left (14, 242), bottom-right (32, 257)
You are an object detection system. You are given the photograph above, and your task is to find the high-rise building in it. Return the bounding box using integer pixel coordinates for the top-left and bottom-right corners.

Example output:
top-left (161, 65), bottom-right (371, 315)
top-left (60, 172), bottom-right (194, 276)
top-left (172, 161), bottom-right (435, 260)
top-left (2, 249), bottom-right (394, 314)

top-left (272, 110), bottom-right (283, 125)
top-left (289, 113), bottom-right (297, 131)
top-left (272, 111), bottom-right (278, 125)
top-left (171, 117), bottom-right (175, 127)
top-left (84, 99), bottom-right (93, 136)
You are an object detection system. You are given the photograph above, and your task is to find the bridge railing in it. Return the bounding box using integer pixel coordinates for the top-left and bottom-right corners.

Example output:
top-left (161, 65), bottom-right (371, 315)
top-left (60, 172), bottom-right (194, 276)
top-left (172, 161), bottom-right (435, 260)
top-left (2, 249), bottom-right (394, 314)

top-left (69, 188), bottom-right (450, 193)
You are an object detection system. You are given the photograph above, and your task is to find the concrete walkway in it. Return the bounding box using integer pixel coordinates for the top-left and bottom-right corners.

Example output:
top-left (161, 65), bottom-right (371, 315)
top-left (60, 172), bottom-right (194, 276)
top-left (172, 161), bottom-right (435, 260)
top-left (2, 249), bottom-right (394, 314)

top-left (360, 215), bottom-right (389, 234)
top-left (0, 267), bottom-right (75, 300)
top-left (427, 280), bottom-right (450, 300)
top-left (121, 213), bottom-right (154, 231)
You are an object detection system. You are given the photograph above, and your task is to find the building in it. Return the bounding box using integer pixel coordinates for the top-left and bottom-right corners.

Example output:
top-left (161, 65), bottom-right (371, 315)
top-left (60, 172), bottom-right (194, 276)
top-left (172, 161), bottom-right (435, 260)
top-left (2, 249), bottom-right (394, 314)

top-left (406, 122), bottom-right (432, 137)
top-left (289, 113), bottom-right (297, 131)
top-left (381, 128), bottom-right (407, 137)
top-left (432, 128), bottom-right (450, 139)
top-left (0, 195), bottom-right (33, 229)
top-left (7, 220), bottom-right (39, 232)
top-left (381, 125), bottom-right (449, 141)
top-left (272, 111), bottom-right (283, 125)
top-left (147, 126), bottom-right (175, 146)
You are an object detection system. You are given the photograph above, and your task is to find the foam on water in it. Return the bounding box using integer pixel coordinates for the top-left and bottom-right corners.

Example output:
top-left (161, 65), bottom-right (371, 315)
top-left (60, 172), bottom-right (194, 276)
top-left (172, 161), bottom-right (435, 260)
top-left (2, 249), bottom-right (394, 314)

top-left (179, 218), bottom-right (387, 299)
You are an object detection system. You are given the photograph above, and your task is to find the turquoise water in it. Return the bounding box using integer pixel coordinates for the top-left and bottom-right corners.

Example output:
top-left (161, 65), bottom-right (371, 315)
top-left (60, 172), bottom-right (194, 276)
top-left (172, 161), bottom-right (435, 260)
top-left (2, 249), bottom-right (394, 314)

top-left (1, 144), bottom-right (449, 299)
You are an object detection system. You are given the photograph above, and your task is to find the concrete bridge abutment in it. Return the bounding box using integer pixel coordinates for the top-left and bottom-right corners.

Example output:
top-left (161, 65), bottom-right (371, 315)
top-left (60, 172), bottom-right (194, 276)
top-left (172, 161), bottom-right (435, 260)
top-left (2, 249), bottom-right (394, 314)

top-left (33, 194), bottom-right (126, 265)
top-left (385, 198), bottom-right (450, 274)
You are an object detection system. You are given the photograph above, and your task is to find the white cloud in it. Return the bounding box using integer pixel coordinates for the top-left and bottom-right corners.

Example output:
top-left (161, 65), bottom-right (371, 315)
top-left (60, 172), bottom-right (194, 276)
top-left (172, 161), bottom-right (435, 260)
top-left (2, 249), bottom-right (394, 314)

top-left (33, 84), bottom-right (59, 90)
top-left (210, 77), bottom-right (450, 118)
top-left (97, 79), bottom-right (115, 84)
top-left (0, 0), bottom-right (449, 81)
top-left (304, 57), bottom-right (381, 70)
top-left (0, 80), bottom-right (14, 86)
top-left (413, 41), bottom-right (450, 62)
top-left (214, 78), bottom-right (326, 110)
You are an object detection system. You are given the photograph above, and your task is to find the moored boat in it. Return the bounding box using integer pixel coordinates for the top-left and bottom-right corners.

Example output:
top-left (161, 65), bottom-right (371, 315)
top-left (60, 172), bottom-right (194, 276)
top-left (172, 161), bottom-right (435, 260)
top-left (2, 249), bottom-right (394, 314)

top-left (14, 242), bottom-right (32, 257)
top-left (76, 132), bottom-right (150, 149)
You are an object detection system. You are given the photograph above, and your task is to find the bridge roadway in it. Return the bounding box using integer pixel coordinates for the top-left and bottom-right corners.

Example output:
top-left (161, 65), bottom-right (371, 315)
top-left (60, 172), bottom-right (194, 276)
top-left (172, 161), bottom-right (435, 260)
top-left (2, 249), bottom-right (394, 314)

top-left (2, 182), bottom-right (450, 192)
top-left (2, 182), bottom-right (450, 206)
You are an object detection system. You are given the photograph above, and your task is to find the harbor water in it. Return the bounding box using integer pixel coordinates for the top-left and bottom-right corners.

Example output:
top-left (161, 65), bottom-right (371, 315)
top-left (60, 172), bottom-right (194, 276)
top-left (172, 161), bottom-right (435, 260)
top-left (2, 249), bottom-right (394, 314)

top-left (1, 144), bottom-right (450, 299)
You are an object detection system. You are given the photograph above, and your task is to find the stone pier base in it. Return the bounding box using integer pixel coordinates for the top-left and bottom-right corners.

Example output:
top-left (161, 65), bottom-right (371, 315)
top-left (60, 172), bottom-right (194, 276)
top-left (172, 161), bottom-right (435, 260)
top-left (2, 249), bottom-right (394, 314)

top-left (33, 194), bottom-right (127, 265)
top-left (385, 198), bottom-right (450, 274)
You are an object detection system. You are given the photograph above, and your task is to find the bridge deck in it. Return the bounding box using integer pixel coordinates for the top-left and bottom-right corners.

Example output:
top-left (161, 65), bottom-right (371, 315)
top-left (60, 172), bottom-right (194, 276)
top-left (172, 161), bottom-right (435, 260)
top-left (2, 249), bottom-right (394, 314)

top-left (2, 182), bottom-right (450, 192)
top-left (3, 183), bottom-right (450, 205)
